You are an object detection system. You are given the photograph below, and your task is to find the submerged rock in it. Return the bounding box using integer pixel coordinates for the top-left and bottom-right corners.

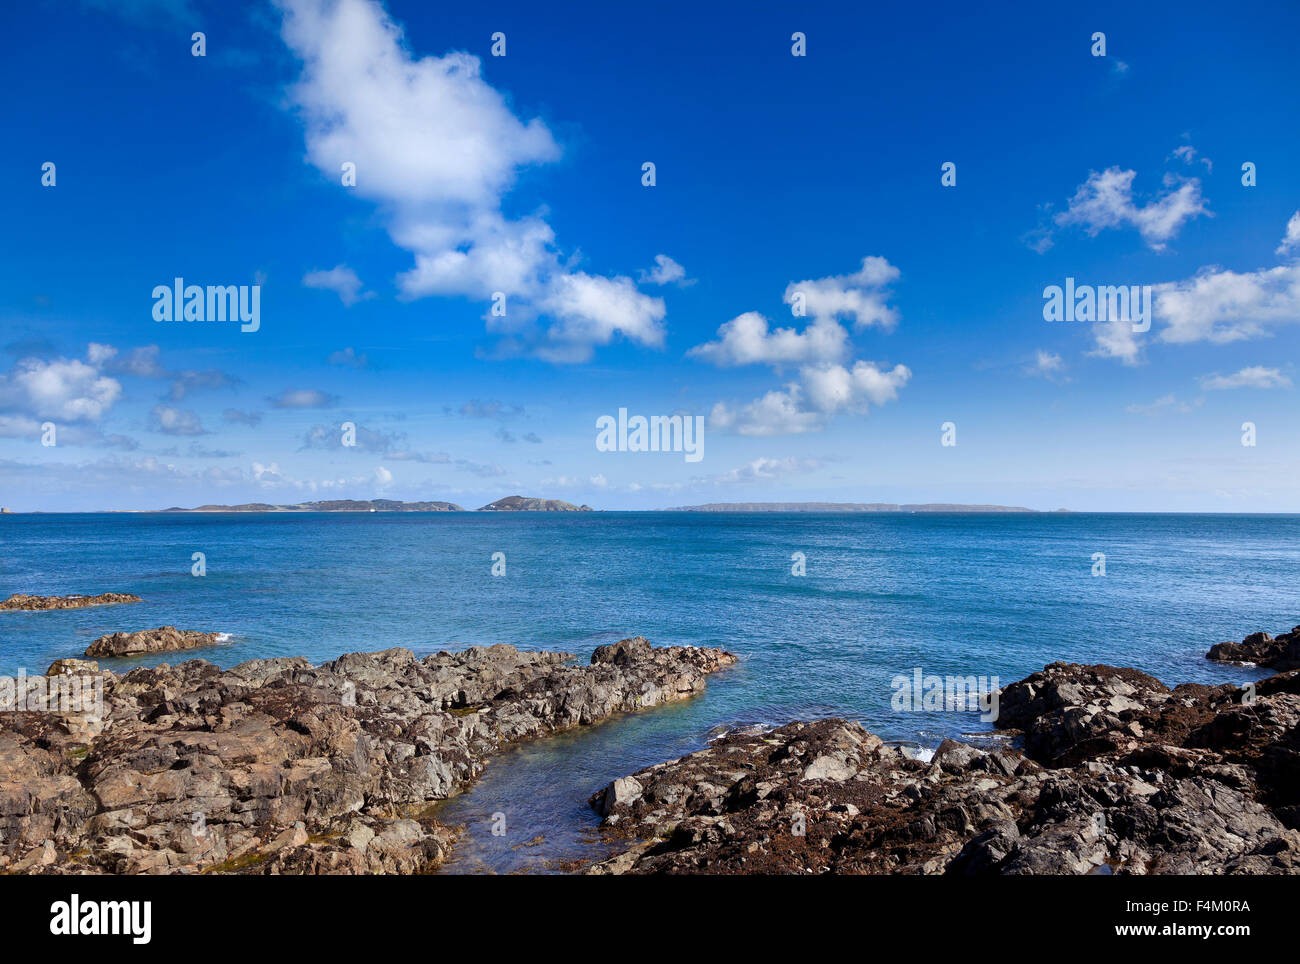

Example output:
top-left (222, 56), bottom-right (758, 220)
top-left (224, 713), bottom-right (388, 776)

top-left (1208, 627), bottom-right (1300, 671)
top-left (0, 637), bottom-right (734, 875)
top-left (1, 592), bottom-right (141, 611)
top-left (585, 657), bottom-right (1300, 875)
top-left (85, 626), bottom-right (221, 658)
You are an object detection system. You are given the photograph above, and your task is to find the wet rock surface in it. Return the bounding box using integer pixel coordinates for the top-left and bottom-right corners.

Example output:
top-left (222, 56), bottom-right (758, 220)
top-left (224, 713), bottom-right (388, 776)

top-left (586, 660), bottom-right (1300, 875)
top-left (1208, 627), bottom-right (1300, 672)
top-left (1, 592), bottom-right (141, 611)
top-left (0, 636), bottom-right (735, 874)
top-left (85, 626), bottom-right (221, 658)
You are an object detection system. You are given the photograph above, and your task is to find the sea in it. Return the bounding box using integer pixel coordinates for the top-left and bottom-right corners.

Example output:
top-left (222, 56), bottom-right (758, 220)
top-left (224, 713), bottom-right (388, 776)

top-left (2, 511), bottom-right (1295, 872)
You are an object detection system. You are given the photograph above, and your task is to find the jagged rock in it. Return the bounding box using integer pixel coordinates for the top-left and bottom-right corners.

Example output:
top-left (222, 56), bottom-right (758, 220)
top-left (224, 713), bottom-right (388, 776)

top-left (595, 777), bottom-right (644, 816)
top-left (584, 649), bottom-right (1300, 876)
top-left (46, 659), bottom-right (100, 677)
top-left (0, 637), bottom-right (734, 875)
top-left (1, 592), bottom-right (140, 611)
top-left (85, 626), bottom-right (221, 658)
top-left (1208, 628), bottom-right (1300, 671)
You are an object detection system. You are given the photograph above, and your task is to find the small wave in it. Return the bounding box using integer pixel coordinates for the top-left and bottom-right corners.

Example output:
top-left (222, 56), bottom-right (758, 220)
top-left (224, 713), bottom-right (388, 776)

top-left (885, 740), bottom-right (935, 762)
top-left (706, 721), bottom-right (776, 743)
top-left (214, 633), bottom-right (233, 643)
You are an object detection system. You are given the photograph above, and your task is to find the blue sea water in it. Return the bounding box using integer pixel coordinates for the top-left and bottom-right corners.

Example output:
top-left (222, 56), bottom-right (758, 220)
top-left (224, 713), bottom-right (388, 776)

top-left (1, 511), bottom-right (1295, 872)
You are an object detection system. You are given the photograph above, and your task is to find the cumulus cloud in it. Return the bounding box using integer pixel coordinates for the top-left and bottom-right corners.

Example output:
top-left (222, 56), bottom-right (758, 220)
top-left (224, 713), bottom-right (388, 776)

top-left (278, 0), bottom-right (664, 362)
top-left (693, 257), bottom-right (910, 435)
top-left (0, 346), bottom-right (122, 422)
top-left (223, 408), bottom-right (263, 426)
top-left (1053, 167), bottom-right (1209, 251)
top-left (303, 265), bottom-right (372, 305)
top-left (689, 312), bottom-right (849, 367)
top-left (150, 405), bottom-right (206, 436)
top-left (105, 344), bottom-right (168, 378)
top-left (94, 343), bottom-right (237, 401)
top-left (709, 456), bottom-right (822, 484)
top-left (1088, 215), bottom-right (1300, 363)
top-left (268, 388), bottom-right (338, 409)
top-left (710, 362), bottom-right (911, 436)
top-left (1199, 366), bottom-right (1291, 390)
top-left (327, 347), bottom-right (369, 368)
top-left (1277, 211), bottom-right (1300, 256)
top-left (1154, 261), bottom-right (1300, 345)
top-left (782, 256), bottom-right (900, 329)
top-left (639, 254), bottom-right (692, 287)
top-left (302, 421), bottom-right (402, 453)
top-left (1024, 349), bottom-right (1066, 379)
top-left (1089, 322), bottom-right (1145, 366)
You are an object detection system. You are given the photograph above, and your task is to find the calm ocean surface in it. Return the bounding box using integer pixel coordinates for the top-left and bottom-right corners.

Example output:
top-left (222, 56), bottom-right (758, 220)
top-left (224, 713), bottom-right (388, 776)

top-left (2, 511), bottom-right (1295, 872)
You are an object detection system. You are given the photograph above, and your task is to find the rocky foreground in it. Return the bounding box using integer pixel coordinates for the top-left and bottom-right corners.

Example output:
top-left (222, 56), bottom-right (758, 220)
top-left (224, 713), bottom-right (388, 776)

top-left (587, 657), bottom-right (1300, 875)
top-left (0, 636), bottom-right (734, 874)
top-left (1, 592), bottom-right (141, 611)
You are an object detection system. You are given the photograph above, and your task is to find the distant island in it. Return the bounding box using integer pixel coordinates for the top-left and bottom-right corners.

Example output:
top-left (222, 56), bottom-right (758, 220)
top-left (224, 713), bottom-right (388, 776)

top-left (159, 499), bottom-right (464, 512)
top-left (152, 496), bottom-right (594, 513)
top-left (666, 502), bottom-right (1055, 513)
top-left (478, 496), bottom-right (592, 512)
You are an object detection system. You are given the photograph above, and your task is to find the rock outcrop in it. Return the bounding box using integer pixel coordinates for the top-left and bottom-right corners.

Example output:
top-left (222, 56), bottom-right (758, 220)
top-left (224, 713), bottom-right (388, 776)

top-left (1, 592), bottom-right (141, 611)
top-left (477, 496), bottom-right (591, 511)
top-left (1208, 627), bottom-right (1300, 671)
top-left (586, 660), bottom-right (1300, 875)
top-left (0, 637), bottom-right (734, 874)
top-left (85, 626), bottom-right (221, 658)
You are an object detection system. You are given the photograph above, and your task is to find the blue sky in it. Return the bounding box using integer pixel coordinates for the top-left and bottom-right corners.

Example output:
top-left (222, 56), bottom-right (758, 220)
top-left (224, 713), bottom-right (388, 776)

top-left (3, 0), bottom-right (1299, 511)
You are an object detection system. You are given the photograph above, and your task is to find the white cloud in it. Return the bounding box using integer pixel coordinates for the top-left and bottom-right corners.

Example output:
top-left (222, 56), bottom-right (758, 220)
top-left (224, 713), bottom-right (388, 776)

top-left (1052, 167), bottom-right (1209, 250)
top-left (782, 256), bottom-right (900, 329)
top-left (106, 345), bottom-right (167, 378)
top-left (268, 388), bottom-right (338, 409)
top-left (1199, 366), bottom-right (1291, 390)
top-left (0, 346), bottom-right (122, 422)
top-left (278, 0), bottom-right (664, 362)
top-left (1277, 211), bottom-right (1300, 256)
top-left (1024, 349), bottom-right (1066, 379)
top-left (801, 361), bottom-right (911, 412)
top-left (1155, 261), bottom-right (1300, 345)
top-left (709, 362), bottom-right (910, 436)
top-left (697, 257), bottom-right (910, 436)
top-left (1125, 394), bottom-right (1195, 416)
top-left (688, 312), bottom-right (849, 367)
top-left (639, 254), bottom-right (691, 286)
top-left (1170, 143), bottom-right (1212, 172)
top-left (150, 405), bottom-right (205, 436)
top-left (709, 386), bottom-right (823, 437)
top-left (709, 456), bottom-right (821, 484)
top-left (303, 265), bottom-right (372, 305)
top-left (532, 272), bottom-right (665, 362)
top-left (1089, 322), bottom-right (1144, 366)
top-left (327, 347), bottom-right (369, 368)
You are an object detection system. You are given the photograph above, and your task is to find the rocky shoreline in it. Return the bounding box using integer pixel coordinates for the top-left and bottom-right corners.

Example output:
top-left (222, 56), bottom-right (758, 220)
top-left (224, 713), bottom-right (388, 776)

top-left (3, 622), bottom-right (1297, 875)
top-left (0, 636), bottom-right (735, 874)
top-left (584, 635), bottom-right (1300, 875)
